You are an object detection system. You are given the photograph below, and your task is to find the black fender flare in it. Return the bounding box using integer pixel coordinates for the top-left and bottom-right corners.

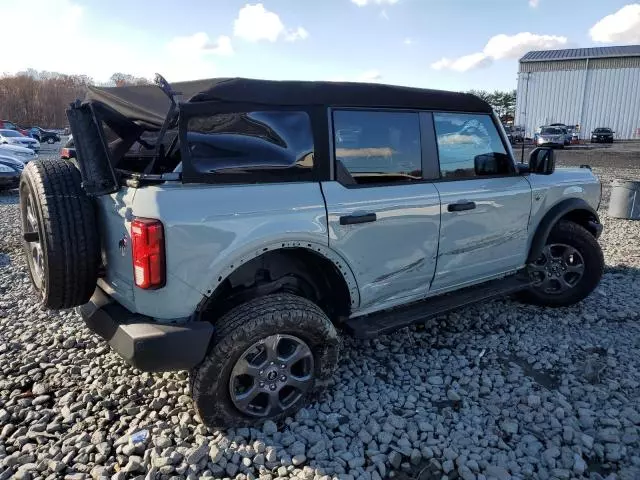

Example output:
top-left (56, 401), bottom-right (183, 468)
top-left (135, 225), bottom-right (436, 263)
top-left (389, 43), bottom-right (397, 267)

top-left (527, 198), bottom-right (602, 263)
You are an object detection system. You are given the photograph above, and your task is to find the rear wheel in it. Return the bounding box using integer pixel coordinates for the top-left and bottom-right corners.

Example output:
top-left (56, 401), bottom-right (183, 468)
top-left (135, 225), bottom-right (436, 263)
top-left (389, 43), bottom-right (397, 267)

top-left (47, 137), bottom-right (55, 144)
top-left (519, 221), bottom-right (604, 307)
top-left (191, 293), bottom-right (340, 429)
top-left (19, 159), bottom-right (100, 309)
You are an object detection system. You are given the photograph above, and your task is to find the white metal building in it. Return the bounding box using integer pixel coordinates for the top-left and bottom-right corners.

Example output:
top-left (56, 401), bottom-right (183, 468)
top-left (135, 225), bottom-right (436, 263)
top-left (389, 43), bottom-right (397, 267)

top-left (515, 45), bottom-right (640, 140)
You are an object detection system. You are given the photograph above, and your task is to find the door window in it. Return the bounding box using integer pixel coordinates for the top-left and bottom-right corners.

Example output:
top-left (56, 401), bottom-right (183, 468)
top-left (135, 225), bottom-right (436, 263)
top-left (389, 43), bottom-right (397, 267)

top-left (333, 110), bottom-right (422, 185)
top-left (433, 113), bottom-right (513, 179)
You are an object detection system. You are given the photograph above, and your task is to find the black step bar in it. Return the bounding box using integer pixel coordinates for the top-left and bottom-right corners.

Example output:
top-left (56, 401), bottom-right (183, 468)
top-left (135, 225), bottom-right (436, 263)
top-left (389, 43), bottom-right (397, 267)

top-left (345, 273), bottom-right (531, 339)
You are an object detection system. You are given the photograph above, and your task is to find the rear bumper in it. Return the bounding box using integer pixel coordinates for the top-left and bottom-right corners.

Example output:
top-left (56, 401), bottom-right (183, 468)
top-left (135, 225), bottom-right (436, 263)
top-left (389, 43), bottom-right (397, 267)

top-left (78, 287), bottom-right (213, 372)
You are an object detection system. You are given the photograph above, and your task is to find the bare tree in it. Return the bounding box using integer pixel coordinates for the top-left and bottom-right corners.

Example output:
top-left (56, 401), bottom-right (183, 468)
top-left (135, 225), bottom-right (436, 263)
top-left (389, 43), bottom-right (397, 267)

top-left (0, 71), bottom-right (151, 128)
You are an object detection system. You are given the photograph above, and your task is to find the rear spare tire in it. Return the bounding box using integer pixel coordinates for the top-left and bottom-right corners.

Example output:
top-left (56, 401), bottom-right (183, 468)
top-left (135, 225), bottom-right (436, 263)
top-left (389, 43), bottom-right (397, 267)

top-left (19, 158), bottom-right (100, 309)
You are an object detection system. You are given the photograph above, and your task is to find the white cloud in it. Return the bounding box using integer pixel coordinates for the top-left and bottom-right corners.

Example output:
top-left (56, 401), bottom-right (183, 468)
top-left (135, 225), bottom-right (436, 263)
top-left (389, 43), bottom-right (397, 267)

top-left (404, 38), bottom-right (414, 46)
top-left (0, 0), bottom-right (222, 83)
top-left (357, 70), bottom-right (383, 82)
top-left (483, 32), bottom-right (568, 60)
top-left (351, 0), bottom-right (399, 5)
top-left (431, 32), bottom-right (568, 72)
top-left (234, 3), bottom-right (308, 43)
top-left (167, 33), bottom-right (233, 57)
top-left (431, 53), bottom-right (492, 72)
top-left (284, 27), bottom-right (309, 42)
top-left (529, 0), bottom-right (540, 7)
top-left (380, 9), bottom-right (390, 20)
top-left (589, 4), bottom-right (640, 44)
top-left (1, 0), bottom-right (85, 75)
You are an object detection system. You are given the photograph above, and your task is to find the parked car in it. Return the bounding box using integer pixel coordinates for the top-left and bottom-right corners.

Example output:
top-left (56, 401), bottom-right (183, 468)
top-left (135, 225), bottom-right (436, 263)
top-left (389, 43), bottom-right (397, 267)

top-left (29, 127), bottom-right (62, 144)
top-left (20, 77), bottom-right (604, 428)
top-left (591, 127), bottom-right (614, 143)
top-left (0, 143), bottom-right (38, 163)
top-left (0, 153), bottom-right (24, 190)
top-left (0, 129), bottom-right (40, 152)
top-left (0, 120), bottom-right (30, 136)
top-left (537, 126), bottom-right (566, 148)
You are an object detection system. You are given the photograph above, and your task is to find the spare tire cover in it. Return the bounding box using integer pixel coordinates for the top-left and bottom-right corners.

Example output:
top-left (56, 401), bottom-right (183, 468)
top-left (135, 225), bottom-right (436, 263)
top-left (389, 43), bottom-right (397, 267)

top-left (19, 158), bottom-right (100, 309)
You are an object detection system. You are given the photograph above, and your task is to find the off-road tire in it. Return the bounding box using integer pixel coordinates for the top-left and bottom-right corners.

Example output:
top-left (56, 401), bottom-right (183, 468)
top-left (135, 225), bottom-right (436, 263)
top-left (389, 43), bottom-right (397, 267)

top-left (191, 293), bottom-right (340, 429)
top-left (519, 220), bottom-right (604, 307)
top-left (19, 158), bottom-right (100, 309)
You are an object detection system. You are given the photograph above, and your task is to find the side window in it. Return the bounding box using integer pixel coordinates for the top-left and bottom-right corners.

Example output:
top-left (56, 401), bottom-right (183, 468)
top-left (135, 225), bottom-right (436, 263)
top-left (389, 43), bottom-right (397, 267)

top-left (333, 110), bottom-right (422, 185)
top-left (186, 111), bottom-right (314, 174)
top-left (433, 113), bottom-right (513, 179)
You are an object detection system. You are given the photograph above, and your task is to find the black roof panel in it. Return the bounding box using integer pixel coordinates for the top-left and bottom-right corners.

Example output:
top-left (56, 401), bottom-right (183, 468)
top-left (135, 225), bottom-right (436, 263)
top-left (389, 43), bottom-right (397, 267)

top-left (85, 77), bottom-right (491, 129)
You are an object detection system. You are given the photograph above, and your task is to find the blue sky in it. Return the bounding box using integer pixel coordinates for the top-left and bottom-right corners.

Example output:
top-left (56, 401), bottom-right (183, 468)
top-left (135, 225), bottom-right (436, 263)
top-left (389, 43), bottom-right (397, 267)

top-left (4, 1), bottom-right (640, 91)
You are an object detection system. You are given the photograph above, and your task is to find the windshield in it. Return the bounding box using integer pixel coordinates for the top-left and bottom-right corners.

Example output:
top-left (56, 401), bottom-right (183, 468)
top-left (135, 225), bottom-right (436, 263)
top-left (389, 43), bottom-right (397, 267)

top-left (594, 128), bottom-right (612, 133)
top-left (541, 127), bottom-right (562, 135)
top-left (0, 130), bottom-right (24, 137)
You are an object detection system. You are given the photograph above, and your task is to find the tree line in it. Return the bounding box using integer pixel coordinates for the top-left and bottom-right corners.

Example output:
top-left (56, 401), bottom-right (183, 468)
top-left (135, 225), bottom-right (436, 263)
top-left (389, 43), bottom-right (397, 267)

top-left (0, 70), bottom-right (149, 129)
top-left (0, 69), bottom-right (518, 129)
top-left (467, 89), bottom-right (517, 121)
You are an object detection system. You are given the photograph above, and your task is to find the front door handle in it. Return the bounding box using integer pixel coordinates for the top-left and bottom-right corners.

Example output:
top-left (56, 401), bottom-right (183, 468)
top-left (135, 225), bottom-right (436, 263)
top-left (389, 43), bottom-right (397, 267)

top-left (448, 201), bottom-right (476, 212)
top-left (339, 212), bottom-right (377, 225)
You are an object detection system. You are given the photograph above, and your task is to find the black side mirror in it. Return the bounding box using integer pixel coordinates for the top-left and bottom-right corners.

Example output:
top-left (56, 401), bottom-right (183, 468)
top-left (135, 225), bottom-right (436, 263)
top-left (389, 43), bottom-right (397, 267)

top-left (529, 147), bottom-right (555, 175)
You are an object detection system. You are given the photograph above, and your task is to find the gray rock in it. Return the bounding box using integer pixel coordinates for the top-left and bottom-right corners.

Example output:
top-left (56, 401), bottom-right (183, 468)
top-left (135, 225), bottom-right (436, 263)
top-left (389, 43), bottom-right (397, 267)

top-left (447, 389), bottom-right (461, 401)
top-left (262, 421), bottom-right (278, 436)
top-left (428, 376), bottom-right (444, 385)
top-left (388, 451), bottom-right (402, 469)
top-left (573, 454), bottom-right (587, 475)
top-left (185, 443), bottom-right (208, 464)
top-left (484, 465), bottom-right (511, 480)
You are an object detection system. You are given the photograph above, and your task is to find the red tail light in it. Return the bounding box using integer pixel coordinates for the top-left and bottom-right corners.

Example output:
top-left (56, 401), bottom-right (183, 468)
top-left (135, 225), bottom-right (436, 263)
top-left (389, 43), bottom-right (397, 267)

top-left (60, 148), bottom-right (71, 159)
top-left (131, 218), bottom-right (165, 289)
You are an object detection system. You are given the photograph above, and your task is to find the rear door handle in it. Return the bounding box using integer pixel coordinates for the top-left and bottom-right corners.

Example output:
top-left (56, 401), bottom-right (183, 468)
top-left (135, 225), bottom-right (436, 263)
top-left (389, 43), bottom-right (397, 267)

top-left (339, 212), bottom-right (377, 225)
top-left (448, 201), bottom-right (476, 212)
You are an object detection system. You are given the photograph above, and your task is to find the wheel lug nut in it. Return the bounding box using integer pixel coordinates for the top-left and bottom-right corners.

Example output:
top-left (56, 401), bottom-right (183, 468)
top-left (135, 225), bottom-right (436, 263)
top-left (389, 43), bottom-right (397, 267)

top-left (281, 364), bottom-right (286, 369)
top-left (259, 382), bottom-right (265, 388)
top-left (270, 384), bottom-right (277, 391)
top-left (281, 376), bottom-right (286, 381)
top-left (259, 370), bottom-right (264, 375)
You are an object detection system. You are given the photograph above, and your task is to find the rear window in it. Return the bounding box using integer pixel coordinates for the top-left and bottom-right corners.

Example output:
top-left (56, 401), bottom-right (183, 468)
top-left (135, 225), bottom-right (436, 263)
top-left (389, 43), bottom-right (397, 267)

top-left (541, 127), bottom-right (562, 135)
top-left (186, 111), bottom-right (314, 174)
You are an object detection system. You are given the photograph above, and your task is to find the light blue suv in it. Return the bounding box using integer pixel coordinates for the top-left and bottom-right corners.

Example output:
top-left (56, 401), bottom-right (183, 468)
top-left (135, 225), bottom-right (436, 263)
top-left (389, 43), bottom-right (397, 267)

top-left (19, 77), bottom-right (604, 428)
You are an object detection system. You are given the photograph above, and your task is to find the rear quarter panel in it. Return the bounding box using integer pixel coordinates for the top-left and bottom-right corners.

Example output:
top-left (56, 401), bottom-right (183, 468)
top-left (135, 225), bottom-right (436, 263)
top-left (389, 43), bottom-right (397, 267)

top-left (130, 182), bottom-right (347, 320)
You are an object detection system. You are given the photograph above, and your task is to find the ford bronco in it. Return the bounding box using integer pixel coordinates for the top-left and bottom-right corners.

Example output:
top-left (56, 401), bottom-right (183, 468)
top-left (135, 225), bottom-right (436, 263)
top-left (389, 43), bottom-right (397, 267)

top-left (19, 75), bottom-right (604, 428)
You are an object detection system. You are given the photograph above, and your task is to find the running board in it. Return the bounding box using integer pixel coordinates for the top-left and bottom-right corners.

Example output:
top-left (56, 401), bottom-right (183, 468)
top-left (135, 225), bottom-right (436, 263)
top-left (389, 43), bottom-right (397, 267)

top-left (345, 274), bottom-right (531, 339)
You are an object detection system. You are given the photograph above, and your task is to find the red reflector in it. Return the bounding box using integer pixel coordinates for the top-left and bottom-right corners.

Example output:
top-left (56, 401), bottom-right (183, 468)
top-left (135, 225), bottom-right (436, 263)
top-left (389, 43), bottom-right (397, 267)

top-left (60, 148), bottom-right (70, 159)
top-left (130, 218), bottom-right (165, 289)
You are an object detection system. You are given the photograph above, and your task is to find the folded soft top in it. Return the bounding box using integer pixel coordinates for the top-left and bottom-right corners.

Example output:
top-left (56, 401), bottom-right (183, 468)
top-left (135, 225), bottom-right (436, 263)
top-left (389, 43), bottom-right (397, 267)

top-left (85, 77), bottom-right (492, 130)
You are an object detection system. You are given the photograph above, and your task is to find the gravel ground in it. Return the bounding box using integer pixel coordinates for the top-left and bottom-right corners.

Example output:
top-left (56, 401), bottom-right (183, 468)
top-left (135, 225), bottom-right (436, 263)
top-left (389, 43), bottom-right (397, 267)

top-left (1, 145), bottom-right (640, 480)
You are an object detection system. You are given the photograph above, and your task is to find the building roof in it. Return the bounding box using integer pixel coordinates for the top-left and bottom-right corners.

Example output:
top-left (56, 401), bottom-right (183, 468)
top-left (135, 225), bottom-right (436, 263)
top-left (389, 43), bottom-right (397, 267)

top-left (520, 45), bottom-right (640, 63)
top-left (86, 78), bottom-right (492, 129)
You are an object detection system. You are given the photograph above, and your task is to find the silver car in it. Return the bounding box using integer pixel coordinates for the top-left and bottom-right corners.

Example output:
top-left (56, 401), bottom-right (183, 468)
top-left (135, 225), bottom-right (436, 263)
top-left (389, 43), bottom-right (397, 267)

top-left (0, 143), bottom-right (38, 163)
top-left (537, 126), bottom-right (566, 148)
top-left (0, 129), bottom-right (40, 152)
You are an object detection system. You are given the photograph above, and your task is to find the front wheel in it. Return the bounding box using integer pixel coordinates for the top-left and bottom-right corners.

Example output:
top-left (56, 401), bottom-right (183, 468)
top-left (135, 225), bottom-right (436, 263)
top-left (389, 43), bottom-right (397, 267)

top-left (519, 221), bottom-right (604, 307)
top-left (47, 137), bottom-right (55, 144)
top-left (191, 293), bottom-right (340, 429)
